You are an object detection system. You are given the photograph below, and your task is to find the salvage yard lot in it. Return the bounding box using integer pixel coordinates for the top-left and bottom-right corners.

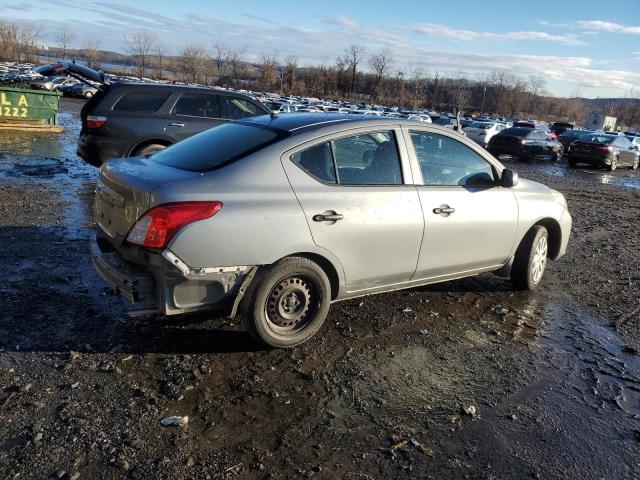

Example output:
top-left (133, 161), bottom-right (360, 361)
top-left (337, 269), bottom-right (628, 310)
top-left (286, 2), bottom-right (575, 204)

top-left (0, 98), bottom-right (639, 479)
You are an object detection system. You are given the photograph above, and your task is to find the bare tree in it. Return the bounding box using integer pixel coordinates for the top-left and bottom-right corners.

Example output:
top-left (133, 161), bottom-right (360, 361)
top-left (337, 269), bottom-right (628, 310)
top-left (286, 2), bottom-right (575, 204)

top-left (409, 66), bottom-right (427, 109)
top-left (123, 31), bottom-right (156, 79)
top-left (212, 43), bottom-right (229, 82)
top-left (15, 23), bottom-right (41, 63)
top-left (57, 27), bottom-right (74, 59)
top-left (343, 44), bottom-right (366, 99)
top-left (260, 52), bottom-right (278, 91)
top-left (527, 75), bottom-right (546, 116)
top-left (284, 55), bottom-right (297, 93)
top-left (447, 72), bottom-right (471, 115)
top-left (225, 48), bottom-right (246, 87)
top-left (368, 49), bottom-right (391, 101)
top-left (155, 42), bottom-right (167, 79)
top-left (83, 39), bottom-right (101, 70)
top-left (180, 44), bottom-right (207, 84)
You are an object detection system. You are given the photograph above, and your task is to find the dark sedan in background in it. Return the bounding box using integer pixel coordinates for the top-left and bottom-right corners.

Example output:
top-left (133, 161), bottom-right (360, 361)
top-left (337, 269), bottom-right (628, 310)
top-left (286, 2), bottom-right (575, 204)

top-left (488, 127), bottom-right (564, 162)
top-left (567, 133), bottom-right (639, 170)
top-left (557, 129), bottom-right (592, 150)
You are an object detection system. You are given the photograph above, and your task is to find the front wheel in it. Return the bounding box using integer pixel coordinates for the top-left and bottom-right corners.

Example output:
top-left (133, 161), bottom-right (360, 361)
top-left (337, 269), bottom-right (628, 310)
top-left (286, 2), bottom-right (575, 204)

top-left (632, 156), bottom-right (639, 170)
top-left (511, 226), bottom-right (549, 291)
top-left (240, 257), bottom-right (331, 348)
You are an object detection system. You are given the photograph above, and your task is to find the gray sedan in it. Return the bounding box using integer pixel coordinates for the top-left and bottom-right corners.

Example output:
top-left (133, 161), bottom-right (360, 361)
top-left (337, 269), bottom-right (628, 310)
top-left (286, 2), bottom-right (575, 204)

top-left (91, 114), bottom-right (572, 348)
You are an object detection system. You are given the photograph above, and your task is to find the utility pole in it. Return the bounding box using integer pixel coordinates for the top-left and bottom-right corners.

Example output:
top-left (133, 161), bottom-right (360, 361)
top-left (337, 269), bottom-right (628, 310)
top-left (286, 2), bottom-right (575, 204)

top-left (480, 86), bottom-right (487, 116)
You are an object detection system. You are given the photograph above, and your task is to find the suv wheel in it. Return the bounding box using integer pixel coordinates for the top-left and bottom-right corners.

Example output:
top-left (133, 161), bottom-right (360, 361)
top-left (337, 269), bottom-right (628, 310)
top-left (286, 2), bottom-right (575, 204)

top-left (511, 225), bottom-right (549, 291)
top-left (240, 257), bottom-right (331, 348)
top-left (133, 143), bottom-right (167, 157)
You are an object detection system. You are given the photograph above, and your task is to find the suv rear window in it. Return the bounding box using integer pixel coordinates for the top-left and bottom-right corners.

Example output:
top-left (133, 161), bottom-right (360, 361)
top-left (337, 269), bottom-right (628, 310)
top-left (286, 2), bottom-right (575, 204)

top-left (113, 91), bottom-right (170, 112)
top-left (152, 122), bottom-right (285, 172)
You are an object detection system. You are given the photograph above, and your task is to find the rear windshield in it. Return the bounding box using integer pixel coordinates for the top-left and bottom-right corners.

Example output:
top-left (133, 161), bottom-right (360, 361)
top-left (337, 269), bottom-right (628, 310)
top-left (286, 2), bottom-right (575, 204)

top-left (470, 122), bottom-right (494, 129)
top-left (498, 127), bottom-right (530, 137)
top-left (580, 135), bottom-right (616, 144)
top-left (152, 122), bottom-right (285, 172)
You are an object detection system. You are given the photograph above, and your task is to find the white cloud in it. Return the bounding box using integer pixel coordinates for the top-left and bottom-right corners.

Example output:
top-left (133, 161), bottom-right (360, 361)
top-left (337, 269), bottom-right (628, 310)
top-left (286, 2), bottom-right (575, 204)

top-left (323, 16), bottom-right (358, 28)
top-left (414, 23), bottom-right (586, 46)
top-left (577, 20), bottom-right (640, 35)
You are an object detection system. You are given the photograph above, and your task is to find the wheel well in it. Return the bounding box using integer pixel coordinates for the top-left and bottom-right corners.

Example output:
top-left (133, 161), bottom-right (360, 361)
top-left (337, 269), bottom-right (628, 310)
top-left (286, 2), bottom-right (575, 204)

top-left (534, 218), bottom-right (562, 260)
top-left (292, 252), bottom-right (340, 300)
top-left (128, 139), bottom-right (172, 157)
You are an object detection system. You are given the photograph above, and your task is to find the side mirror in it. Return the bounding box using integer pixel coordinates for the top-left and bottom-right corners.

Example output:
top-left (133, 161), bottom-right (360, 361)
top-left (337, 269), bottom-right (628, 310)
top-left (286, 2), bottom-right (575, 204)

top-left (501, 169), bottom-right (518, 188)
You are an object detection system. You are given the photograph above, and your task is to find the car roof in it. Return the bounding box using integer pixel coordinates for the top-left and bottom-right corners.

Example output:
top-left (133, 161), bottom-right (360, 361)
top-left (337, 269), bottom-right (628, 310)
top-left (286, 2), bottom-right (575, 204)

top-left (239, 112), bottom-right (419, 134)
top-left (110, 82), bottom-right (247, 96)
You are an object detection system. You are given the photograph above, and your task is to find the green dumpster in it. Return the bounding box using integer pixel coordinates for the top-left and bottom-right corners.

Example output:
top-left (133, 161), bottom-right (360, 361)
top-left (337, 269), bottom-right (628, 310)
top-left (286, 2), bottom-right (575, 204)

top-left (0, 86), bottom-right (60, 123)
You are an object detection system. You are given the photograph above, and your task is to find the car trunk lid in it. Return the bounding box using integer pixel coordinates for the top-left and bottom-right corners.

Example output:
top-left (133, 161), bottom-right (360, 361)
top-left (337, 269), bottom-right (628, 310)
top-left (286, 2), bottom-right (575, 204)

top-left (96, 156), bottom-right (200, 246)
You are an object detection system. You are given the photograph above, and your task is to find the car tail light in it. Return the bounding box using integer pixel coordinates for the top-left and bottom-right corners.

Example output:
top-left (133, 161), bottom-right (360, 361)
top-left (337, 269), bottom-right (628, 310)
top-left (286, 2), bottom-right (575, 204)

top-left (87, 115), bottom-right (107, 129)
top-left (126, 201), bottom-right (222, 249)
top-left (599, 145), bottom-right (613, 152)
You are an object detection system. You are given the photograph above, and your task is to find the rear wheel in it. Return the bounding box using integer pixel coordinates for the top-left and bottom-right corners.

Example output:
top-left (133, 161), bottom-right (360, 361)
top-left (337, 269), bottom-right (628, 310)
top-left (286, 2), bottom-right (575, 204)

top-left (132, 143), bottom-right (167, 157)
top-left (632, 156), bottom-right (639, 170)
top-left (240, 257), bottom-right (331, 348)
top-left (511, 225), bottom-right (549, 291)
top-left (608, 156), bottom-right (618, 171)
top-left (554, 148), bottom-right (563, 162)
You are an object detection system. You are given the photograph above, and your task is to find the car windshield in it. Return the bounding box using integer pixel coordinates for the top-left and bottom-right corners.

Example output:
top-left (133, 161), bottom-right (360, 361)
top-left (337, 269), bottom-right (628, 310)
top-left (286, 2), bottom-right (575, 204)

top-left (152, 122), bottom-right (286, 172)
top-left (470, 122), bottom-right (493, 129)
top-left (581, 135), bottom-right (614, 144)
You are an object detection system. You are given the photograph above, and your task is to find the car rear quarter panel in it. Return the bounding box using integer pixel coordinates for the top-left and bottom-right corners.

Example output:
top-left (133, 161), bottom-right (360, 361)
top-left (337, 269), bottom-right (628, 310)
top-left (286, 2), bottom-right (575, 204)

top-left (152, 144), bottom-right (345, 278)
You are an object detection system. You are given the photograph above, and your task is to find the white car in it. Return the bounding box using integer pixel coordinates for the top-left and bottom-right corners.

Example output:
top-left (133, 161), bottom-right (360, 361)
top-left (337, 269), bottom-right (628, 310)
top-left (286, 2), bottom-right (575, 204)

top-left (465, 121), bottom-right (507, 148)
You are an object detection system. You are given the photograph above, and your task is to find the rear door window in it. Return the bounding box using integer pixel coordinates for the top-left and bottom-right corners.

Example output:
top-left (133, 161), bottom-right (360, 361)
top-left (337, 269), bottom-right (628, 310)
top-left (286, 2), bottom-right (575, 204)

top-left (173, 93), bottom-right (221, 118)
top-left (332, 132), bottom-right (402, 185)
top-left (224, 97), bottom-right (264, 119)
top-left (112, 91), bottom-right (171, 112)
top-left (290, 131), bottom-right (403, 185)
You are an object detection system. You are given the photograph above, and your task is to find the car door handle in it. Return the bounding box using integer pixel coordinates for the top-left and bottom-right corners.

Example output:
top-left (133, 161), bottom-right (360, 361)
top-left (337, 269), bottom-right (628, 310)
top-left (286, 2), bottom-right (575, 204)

top-left (313, 213), bottom-right (343, 222)
top-left (433, 205), bottom-right (455, 216)
top-left (168, 122), bottom-right (185, 127)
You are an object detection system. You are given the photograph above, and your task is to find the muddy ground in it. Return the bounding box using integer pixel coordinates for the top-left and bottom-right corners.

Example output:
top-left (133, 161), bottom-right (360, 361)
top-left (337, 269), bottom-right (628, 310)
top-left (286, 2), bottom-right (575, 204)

top-left (0, 99), bottom-right (639, 480)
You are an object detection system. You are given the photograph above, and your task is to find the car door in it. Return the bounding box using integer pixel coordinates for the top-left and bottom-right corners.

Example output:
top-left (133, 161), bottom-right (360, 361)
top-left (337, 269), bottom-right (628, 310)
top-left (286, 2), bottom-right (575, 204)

top-left (281, 128), bottom-right (424, 292)
top-left (614, 137), bottom-right (633, 165)
top-left (406, 129), bottom-right (519, 279)
top-left (165, 92), bottom-right (225, 141)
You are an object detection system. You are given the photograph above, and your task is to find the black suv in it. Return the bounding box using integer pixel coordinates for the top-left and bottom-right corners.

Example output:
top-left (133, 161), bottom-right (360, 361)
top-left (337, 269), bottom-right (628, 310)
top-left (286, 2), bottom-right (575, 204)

top-left (36, 61), bottom-right (269, 166)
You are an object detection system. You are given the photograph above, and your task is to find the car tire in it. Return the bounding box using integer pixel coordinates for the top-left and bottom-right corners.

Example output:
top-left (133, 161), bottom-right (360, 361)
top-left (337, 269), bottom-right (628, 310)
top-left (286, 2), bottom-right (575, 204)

top-left (133, 143), bottom-right (167, 157)
top-left (510, 225), bottom-right (549, 291)
top-left (608, 156), bottom-right (617, 171)
top-left (240, 256), bottom-right (332, 348)
top-left (632, 156), bottom-right (639, 170)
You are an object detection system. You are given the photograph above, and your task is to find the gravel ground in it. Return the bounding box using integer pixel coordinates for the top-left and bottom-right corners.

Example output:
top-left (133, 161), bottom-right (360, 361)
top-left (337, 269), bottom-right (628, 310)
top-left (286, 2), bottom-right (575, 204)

top-left (0, 99), bottom-right (639, 480)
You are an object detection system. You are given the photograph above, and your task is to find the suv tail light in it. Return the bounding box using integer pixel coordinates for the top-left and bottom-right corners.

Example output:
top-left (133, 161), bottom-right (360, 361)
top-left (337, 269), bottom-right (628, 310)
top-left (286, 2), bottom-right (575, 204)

top-left (126, 201), bottom-right (222, 249)
top-left (87, 115), bottom-right (107, 129)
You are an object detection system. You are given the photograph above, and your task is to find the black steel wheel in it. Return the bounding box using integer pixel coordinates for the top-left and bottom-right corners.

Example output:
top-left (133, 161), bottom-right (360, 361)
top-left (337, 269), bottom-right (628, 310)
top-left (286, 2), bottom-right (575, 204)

top-left (240, 257), bottom-right (331, 348)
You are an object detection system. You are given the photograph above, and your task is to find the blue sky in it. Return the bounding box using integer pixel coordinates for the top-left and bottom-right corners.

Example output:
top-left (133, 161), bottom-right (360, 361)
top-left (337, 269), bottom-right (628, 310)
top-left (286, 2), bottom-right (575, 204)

top-left (3, 0), bottom-right (640, 98)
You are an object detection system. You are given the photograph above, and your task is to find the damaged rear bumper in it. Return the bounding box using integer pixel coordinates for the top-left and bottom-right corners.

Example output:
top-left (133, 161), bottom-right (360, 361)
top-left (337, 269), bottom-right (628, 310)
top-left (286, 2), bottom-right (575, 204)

top-left (90, 231), bottom-right (254, 316)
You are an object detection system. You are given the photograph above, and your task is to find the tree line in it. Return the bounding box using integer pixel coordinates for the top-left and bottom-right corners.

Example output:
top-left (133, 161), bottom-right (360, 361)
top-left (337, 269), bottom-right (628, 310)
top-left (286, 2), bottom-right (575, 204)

top-left (1, 20), bottom-right (639, 128)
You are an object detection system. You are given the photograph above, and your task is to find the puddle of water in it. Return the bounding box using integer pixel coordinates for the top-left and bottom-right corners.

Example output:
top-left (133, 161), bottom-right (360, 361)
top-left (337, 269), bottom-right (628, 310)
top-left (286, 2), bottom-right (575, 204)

top-left (535, 163), bottom-right (640, 191)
